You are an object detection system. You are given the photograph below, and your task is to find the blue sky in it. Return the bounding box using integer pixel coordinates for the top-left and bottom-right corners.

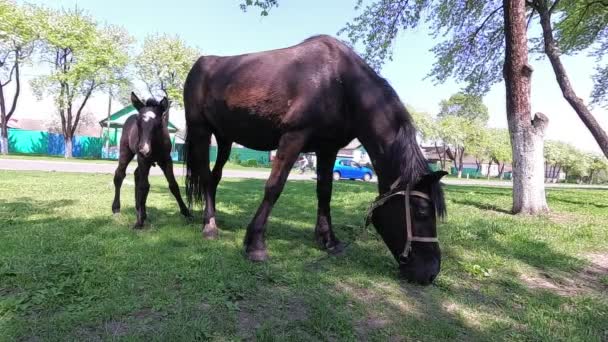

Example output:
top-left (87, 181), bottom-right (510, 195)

top-left (13, 0), bottom-right (607, 153)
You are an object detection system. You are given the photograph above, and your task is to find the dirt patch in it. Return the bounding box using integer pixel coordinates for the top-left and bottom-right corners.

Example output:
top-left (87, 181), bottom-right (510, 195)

top-left (71, 307), bottom-right (167, 340)
top-left (520, 252), bottom-right (608, 296)
top-left (547, 211), bottom-right (582, 225)
top-left (236, 286), bottom-right (309, 340)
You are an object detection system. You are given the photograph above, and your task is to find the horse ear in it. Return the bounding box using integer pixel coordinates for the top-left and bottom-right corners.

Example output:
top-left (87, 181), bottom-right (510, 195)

top-left (131, 92), bottom-right (144, 111)
top-left (419, 171), bottom-right (448, 186)
top-left (160, 97), bottom-right (170, 123)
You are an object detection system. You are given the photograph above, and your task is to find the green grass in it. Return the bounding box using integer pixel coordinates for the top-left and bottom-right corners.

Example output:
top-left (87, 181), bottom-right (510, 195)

top-left (0, 154), bottom-right (268, 171)
top-left (0, 171), bottom-right (607, 341)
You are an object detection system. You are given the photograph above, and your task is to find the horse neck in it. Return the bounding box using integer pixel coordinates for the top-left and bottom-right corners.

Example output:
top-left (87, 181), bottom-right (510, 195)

top-left (357, 121), bottom-right (404, 194)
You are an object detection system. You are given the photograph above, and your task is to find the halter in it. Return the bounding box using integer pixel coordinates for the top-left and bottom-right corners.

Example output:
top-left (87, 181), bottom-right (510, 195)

top-left (365, 177), bottom-right (438, 263)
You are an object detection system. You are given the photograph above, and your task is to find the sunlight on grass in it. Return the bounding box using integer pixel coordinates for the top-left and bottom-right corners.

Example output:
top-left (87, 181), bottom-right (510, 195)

top-left (0, 170), bottom-right (607, 341)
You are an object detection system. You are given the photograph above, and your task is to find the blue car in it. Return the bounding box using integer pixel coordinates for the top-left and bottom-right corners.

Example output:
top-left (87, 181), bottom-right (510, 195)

top-left (333, 158), bottom-right (373, 181)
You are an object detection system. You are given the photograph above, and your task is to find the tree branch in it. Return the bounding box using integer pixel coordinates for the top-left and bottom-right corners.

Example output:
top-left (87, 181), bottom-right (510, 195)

top-left (6, 55), bottom-right (20, 120)
top-left (549, 0), bottom-right (561, 13)
top-left (0, 63), bottom-right (16, 87)
top-left (472, 5), bottom-right (504, 39)
top-left (71, 82), bottom-right (95, 137)
top-left (527, 7), bottom-right (536, 29)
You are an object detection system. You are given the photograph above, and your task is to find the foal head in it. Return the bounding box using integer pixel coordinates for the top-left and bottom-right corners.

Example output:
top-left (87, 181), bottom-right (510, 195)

top-left (130, 92), bottom-right (169, 158)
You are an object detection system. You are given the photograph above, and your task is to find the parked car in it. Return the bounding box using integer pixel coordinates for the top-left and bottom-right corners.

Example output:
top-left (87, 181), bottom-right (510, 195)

top-left (333, 158), bottom-right (373, 181)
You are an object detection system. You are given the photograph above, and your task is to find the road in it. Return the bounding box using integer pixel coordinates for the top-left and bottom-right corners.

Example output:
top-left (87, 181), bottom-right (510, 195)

top-left (1, 158), bottom-right (606, 189)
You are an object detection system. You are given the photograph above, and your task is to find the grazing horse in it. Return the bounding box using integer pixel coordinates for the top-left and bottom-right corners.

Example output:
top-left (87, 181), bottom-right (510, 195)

top-left (183, 35), bottom-right (447, 285)
top-left (112, 92), bottom-right (190, 228)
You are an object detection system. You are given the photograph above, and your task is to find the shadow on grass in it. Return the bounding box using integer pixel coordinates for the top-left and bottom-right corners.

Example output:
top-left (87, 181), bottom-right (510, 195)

top-left (1, 178), bottom-right (606, 341)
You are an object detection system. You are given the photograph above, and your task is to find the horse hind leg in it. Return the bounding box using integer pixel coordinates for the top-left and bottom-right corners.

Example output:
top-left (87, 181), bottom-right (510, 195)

top-left (112, 150), bottom-right (134, 214)
top-left (202, 137), bottom-right (232, 237)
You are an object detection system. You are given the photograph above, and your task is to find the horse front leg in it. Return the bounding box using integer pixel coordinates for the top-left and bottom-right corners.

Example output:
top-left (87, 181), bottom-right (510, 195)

top-left (112, 150), bottom-right (134, 214)
top-left (134, 161), bottom-right (151, 229)
top-left (202, 138), bottom-right (232, 238)
top-left (244, 131), bottom-right (309, 261)
top-left (159, 159), bottom-right (191, 218)
top-left (314, 148), bottom-right (344, 254)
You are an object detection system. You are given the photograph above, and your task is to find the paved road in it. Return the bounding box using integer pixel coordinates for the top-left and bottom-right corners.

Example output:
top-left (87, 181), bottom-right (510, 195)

top-left (0, 158), bottom-right (315, 181)
top-left (1, 158), bottom-right (606, 189)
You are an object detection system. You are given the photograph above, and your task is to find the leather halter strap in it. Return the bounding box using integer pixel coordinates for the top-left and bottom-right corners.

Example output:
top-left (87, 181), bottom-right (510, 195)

top-left (365, 177), bottom-right (438, 261)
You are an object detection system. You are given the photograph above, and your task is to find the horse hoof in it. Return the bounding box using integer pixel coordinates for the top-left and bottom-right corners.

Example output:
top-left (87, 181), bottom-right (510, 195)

top-left (246, 249), bottom-right (268, 262)
top-left (327, 241), bottom-right (346, 256)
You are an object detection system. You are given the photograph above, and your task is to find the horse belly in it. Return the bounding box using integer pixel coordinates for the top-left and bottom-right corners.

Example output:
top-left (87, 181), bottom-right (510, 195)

top-left (207, 107), bottom-right (282, 151)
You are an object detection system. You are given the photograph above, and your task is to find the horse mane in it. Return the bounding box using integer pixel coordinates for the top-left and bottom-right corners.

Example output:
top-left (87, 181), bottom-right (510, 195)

top-left (144, 98), bottom-right (160, 107)
top-left (388, 88), bottom-right (447, 220)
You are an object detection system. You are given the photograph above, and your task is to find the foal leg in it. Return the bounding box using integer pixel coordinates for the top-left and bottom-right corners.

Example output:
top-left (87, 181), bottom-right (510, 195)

top-left (315, 149), bottom-right (344, 254)
top-left (112, 150), bottom-right (134, 214)
top-left (159, 159), bottom-right (191, 218)
top-left (134, 161), bottom-right (152, 228)
top-left (244, 131), bottom-right (309, 261)
top-left (202, 138), bottom-right (232, 238)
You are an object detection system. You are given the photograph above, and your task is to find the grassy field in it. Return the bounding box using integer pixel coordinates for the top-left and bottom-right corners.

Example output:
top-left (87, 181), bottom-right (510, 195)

top-left (0, 154), bottom-right (267, 171)
top-left (0, 170), bottom-right (607, 341)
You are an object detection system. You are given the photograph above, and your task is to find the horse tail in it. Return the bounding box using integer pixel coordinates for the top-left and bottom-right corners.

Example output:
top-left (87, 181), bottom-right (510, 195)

top-left (184, 124), bottom-right (207, 208)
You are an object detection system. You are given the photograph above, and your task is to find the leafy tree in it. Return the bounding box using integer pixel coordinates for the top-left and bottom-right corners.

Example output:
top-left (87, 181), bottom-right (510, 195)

top-left (134, 34), bottom-right (199, 108)
top-left (467, 126), bottom-right (492, 174)
top-left (437, 116), bottom-right (480, 178)
top-left (544, 140), bottom-right (567, 182)
top-left (589, 155), bottom-right (608, 184)
top-left (438, 92), bottom-right (489, 123)
top-left (489, 128), bottom-right (512, 179)
top-left (531, 0), bottom-right (608, 158)
top-left (0, 1), bottom-right (41, 154)
top-left (31, 8), bottom-right (131, 158)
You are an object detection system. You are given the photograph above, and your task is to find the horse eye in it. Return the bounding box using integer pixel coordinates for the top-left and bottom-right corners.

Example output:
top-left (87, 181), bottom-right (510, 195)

top-left (413, 201), bottom-right (431, 218)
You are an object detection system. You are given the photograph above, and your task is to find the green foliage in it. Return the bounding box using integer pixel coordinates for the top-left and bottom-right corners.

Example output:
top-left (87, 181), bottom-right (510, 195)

top-left (244, 159), bottom-right (259, 167)
top-left (488, 128), bottom-right (511, 164)
top-left (545, 140), bottom-right (608, 183)
top-left (30, 7), bottom-right (131, 141)
top-left (134, 34), bottom-right (199, 108)
top-left (239, 0), bottom-right (278, 16)
top-left (409, 108), bottom-right (437, 142)
top-left (554, 1), bottom-right (608, 106)
top-left (438, 92), bottom-right (489, 123)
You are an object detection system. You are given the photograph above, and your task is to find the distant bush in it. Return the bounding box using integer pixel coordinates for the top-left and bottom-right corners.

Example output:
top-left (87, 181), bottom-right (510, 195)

top-left (244, 159), bottom-right (258, 167)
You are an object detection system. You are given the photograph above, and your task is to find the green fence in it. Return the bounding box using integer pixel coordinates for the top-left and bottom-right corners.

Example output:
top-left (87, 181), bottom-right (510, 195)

top-left (175, 144), bottom-right (270, 166)
top-left (8, 129), bottom-right (48, 154)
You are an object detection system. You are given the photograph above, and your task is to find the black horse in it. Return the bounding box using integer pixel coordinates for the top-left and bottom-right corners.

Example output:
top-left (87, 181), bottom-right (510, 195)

top-left (112, 92), bottom-right (190, 228)
top-left (183, 35), bottom-right (447, 285)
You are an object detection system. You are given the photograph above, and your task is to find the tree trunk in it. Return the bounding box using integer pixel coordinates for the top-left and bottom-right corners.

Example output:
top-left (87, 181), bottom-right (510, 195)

top-left (0, 85), bottom-right (7, 155)
top-left (555, 164), bottom-right (562, 183)
top-left (499, 163), bottom-right (505, 179)
top-left (537, 5), bottom-right (608, 158)
top-left (0, 125), bottom-right (8, 155)
top-left (64, 134), bottom-right (73, 158)
top-left (487, 160), bottom-right (493, 179)
top-left (503, 0), bottom-right (549, 214)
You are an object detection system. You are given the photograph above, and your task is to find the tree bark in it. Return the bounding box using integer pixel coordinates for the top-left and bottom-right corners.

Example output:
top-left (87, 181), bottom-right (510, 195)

top-left (487, 160), bottom-right (493, 179)
top-left (503, 0), bottom-right (549, 214)
top-left (64, 134), bottom-right (73, 158)
top-left (0, 84), bottom-right (7, 155)
top-left (537, 3), bottom-right (608, 158)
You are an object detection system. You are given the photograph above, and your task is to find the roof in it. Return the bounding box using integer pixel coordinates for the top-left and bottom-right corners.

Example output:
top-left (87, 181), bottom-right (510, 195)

top-left (7, 118), bottom-right (46, 131)
top-left (342, 139), bottom-right (363, 150)
top-left (98, 105), bottom-right (178, 133)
